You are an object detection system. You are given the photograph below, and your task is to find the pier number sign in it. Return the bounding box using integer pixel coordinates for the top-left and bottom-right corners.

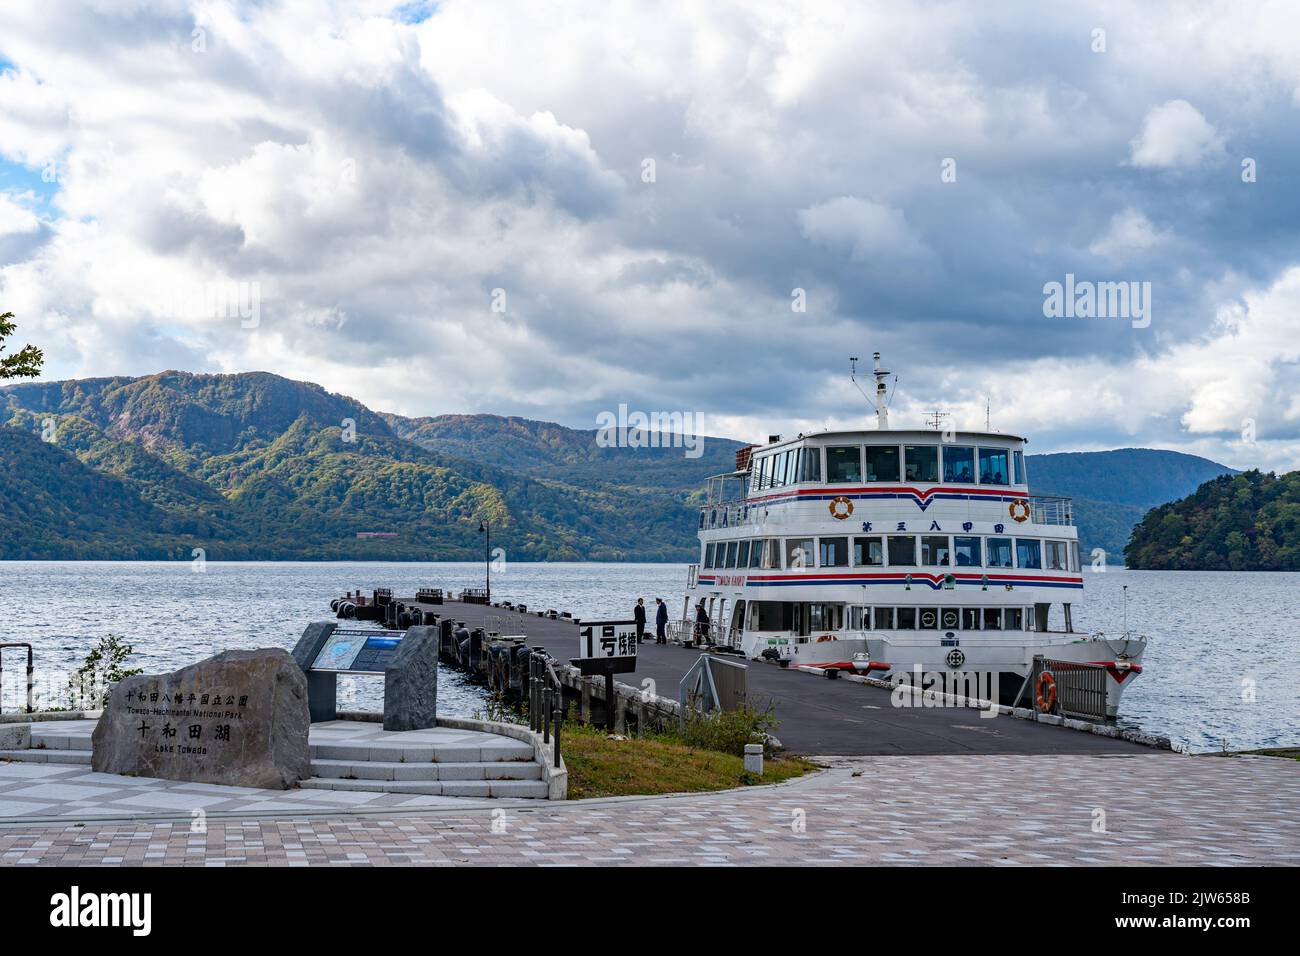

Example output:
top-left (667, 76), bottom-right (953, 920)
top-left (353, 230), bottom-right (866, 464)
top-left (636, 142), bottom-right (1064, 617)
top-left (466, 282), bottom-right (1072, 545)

top-left (577, 620), bottom-right (638, 660)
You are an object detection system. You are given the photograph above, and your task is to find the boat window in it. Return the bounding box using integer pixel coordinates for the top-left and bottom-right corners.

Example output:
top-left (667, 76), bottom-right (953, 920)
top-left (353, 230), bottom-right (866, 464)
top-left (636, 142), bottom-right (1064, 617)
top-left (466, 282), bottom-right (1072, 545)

top-left (918, 608), bottom-right (940, 629)
top-left (725, 541), bottom-right (738, 568)
top-left (826, 446), bottom-right (862, 483)
top-left (1069, 540), bottom-right (1079, 573)
top-left (762, 454), bottom-right (775, 489)
top-left (887, 535), bottom-right (916, 566)
top-left (763, 539), bottom-right (782, 569)
top-left (953, 536), bottom-right (982, 567)
top-left (788, 448), bottom-right (803, 485)
top-left (1045, 540), bottom-right (1068, 571)
top-left (705, 543), bottom-right (716, 568)
top-left (942, 446), bottom-right (975, 483)
top-left (987, 537), bottom-right (1014, 568)
top-left (979, 447), bottom-right (1010, 485)
top-left (786, 538), bottom-right (815, 569)
top-left (897, 607), bottom-right (917, 629)
top-left (1004, 607), bottom-right (1024, 630)
top-left (802, 447), bottom-right (822, 482)
top-left (736, 540), bottom-right (751, 568)
top-left (848, 606), bottom-right (870, 630)
top-left (748, 540), bottom-right (764, 569)
top-left (961, 608), bottom-right (981, 629)
top-left (873, 607), bottom-right (895, 629)
top-left (903, 445), bottom-right (939, 483)
top-left (772, 451), bottom-right (788, 488)
top-left (1013, 449), bottom-right (1026, 485)
top-left (864, 445), bottom-right (901, 482)
top-left (982, 608), bottom-right (1003, 630)
top-left (1016, 538), bottom-right (1042, 569)
top-left (819, 536), bottom-right (849, 568)
top-left (940, 608), bottom-right (960, 629)
top-left (921, 535), bottom-right (950, 566)
top-left (853, 535), bottom-right (884, 566)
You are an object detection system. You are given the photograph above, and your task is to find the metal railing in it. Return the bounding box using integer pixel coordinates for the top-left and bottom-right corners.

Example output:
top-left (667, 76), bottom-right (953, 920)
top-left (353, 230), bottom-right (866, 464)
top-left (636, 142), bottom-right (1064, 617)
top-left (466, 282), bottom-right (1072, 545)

top-left (1029, 495), bottom-right (1073, 526)
top-left (0, 643), bottom-right (34, 714)
top-left (528, 648), bottom-right (564, 769)
top-left (699, 502), bottom-right (760, 530)
top-left (1029, 656), bottom-right (1108, 722)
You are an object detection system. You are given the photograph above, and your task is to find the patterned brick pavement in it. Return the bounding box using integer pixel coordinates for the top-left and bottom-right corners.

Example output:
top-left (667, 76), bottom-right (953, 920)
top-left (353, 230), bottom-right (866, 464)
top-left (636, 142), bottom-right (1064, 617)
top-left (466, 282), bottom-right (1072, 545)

top-left (2, 753), bottom-right (1297, 866)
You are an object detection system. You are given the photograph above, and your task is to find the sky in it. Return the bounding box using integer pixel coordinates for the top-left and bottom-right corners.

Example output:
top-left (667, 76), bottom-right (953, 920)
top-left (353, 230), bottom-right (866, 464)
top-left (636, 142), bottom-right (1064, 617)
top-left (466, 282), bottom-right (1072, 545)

top-left (2, 1), bottom-right (1300, 470)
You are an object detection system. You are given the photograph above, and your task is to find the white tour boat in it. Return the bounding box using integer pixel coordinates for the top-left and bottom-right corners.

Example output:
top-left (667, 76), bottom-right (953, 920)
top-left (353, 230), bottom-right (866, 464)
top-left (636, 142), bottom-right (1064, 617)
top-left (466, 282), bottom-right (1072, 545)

top-left (679, 354), bottom-right (1146, 720)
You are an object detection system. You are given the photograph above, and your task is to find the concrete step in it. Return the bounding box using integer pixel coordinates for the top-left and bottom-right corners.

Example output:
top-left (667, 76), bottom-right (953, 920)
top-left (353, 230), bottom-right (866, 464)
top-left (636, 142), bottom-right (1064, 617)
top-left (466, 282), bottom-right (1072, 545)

top-left (0, 748), bottom-right (93, 765)
top-left (311, 758), bottom-right (542, 782)
top-left (309, 740), bottom-right (535, 763)
top-left (31, 731), bottom-right (93, 751)
top-left (299, 776), bottom-right (550, 799)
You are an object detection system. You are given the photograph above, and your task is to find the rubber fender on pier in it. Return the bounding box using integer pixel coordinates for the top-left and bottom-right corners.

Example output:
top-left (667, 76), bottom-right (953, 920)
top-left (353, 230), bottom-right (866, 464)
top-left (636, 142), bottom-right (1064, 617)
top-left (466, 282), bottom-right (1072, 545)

top-left (337, 601), bottom-right (356, 620)
top-left (330, 598), bottom-right (341, 613)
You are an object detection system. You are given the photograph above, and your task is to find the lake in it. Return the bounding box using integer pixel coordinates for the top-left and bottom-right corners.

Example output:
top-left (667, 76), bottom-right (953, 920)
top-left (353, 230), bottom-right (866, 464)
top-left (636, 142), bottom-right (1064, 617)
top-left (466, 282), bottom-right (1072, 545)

top-left (0, 561), bottom-right (1293, 753)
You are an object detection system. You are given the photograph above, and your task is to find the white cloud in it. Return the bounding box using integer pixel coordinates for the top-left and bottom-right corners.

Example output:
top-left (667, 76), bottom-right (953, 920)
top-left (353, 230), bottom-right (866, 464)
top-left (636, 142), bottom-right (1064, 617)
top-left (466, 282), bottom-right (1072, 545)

top-left (2, 1), bottom-right (1300, 473)
top-left (797, 196), bottom-right (926, 263)
top-left (1127, 99), bottom-right (1225, 170)
top-left (1088, 208), bottom-right (1169, 261)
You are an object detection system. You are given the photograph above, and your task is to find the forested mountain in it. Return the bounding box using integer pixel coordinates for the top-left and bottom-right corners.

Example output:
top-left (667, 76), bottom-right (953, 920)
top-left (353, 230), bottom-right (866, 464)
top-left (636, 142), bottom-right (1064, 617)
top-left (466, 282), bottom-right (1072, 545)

top-left (0, 371), bottom-right (736, 561)
top-left (1125, 470), bottom-right (1300, 570)
top-left (1026, 448), bottom-right (1237, 560)
top-left (0, 371), bottom-right (1235, 562)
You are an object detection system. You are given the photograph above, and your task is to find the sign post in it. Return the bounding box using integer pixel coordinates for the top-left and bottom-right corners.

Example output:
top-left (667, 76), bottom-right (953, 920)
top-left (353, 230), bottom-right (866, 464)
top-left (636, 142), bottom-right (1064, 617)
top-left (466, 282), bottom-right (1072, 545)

top-left (571, 619), bottom-right (638, 731)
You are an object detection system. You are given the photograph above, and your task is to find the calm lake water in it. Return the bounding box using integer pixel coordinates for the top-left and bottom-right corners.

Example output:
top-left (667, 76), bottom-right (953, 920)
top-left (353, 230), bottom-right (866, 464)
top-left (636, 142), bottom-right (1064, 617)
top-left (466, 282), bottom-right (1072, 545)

top-left (0, 562), bottom-right (1294, 754)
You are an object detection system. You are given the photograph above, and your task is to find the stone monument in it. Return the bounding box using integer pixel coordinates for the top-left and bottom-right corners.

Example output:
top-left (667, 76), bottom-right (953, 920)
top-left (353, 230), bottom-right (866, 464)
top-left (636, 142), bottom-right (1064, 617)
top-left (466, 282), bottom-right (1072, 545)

top-left (91, 648), bottom-right (311, 790)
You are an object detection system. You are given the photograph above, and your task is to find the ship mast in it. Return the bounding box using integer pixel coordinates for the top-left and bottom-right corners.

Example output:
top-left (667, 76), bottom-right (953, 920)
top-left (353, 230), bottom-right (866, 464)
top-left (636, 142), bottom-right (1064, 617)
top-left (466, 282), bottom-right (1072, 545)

top-left (873, 352), bottom-right (891, 430)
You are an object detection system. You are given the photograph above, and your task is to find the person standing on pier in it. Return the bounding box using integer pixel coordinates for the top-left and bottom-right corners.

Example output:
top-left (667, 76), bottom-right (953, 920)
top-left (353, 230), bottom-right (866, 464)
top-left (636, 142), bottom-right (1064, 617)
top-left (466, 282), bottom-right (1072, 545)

top-left (694, 600), bottom-right (711, 647)
top-left (634, 597), bottom-right (647, 644)
top-left (655, 597), bottom-right (668, 643)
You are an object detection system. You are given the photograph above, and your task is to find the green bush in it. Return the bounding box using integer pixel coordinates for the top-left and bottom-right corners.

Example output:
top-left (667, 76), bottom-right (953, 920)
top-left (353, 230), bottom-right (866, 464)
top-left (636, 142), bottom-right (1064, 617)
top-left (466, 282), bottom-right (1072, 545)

top-left (678, 699), bottom-right (779, 756)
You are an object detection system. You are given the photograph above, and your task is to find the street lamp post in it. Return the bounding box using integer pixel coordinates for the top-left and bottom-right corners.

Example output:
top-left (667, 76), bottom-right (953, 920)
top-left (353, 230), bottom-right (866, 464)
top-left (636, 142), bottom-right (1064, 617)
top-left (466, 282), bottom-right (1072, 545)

top-left (478, 519), bottom-right (491, 603)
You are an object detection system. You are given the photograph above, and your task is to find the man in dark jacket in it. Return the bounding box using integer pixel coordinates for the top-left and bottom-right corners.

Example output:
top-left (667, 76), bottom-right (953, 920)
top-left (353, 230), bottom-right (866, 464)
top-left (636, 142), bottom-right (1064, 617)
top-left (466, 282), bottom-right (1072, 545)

top-left (694, 600), bottom-right (710, 647)
top-left (633, 597), bottom-right (646, 644)
top-left (654, 597), bottom-right (669, 643)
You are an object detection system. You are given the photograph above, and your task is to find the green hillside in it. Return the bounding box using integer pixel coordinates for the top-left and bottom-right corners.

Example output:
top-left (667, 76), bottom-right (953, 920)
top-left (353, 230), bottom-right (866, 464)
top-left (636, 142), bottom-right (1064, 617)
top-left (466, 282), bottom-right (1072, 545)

top-left (1125, 470), bottom-right (1300, 570)
top-left (0, 371), bottom-right (720, 561)
top-left (1, 370), bottom-right (1235, 562)
top-left (1026, 448), bottom-right (1236, 559)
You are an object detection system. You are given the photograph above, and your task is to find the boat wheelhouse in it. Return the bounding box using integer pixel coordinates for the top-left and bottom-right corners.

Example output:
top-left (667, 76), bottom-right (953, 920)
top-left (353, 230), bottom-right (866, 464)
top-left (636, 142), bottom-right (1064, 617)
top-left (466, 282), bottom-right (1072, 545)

top-left (680, 355), bottom-right (1145, 719)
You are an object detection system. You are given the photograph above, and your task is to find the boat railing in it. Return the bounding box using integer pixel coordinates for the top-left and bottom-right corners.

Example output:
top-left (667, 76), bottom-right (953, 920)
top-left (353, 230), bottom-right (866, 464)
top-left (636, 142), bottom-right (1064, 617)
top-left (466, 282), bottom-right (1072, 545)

top-left (1029, 495), bottom-right (1073, 525)
top-left (686, 563), bottom-right (699, 589)
top-left (698, 502), bottom-right (759, 531)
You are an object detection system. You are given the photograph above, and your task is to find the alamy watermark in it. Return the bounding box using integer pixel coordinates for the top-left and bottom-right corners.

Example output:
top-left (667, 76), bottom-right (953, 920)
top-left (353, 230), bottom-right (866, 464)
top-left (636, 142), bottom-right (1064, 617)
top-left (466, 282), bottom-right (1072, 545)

top-left (595, 405), bottom-right (704, 459)
top-left (1043, 273), bottom-right (1150, 328)
top-left (153, 281), bottom-right (261, 329)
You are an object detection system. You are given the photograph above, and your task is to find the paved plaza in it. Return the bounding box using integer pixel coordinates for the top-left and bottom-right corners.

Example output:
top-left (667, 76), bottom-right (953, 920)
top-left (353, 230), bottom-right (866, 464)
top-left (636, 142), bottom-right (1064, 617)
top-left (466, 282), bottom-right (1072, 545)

top-left (2, 751), bottom-right (1297, 865)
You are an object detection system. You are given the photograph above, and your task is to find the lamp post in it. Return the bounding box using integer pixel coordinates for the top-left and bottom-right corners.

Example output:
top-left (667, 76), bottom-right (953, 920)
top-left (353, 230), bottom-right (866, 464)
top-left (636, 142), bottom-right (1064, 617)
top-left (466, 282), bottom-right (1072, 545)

top-left (478, 519), bottom-right (491, 603)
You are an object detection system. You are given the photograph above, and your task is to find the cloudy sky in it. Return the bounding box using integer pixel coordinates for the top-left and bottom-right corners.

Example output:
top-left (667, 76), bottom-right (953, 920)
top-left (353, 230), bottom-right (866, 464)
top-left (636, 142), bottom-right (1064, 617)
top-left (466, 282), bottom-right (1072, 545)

top-left (2, 0), bottom-right (1300, 469)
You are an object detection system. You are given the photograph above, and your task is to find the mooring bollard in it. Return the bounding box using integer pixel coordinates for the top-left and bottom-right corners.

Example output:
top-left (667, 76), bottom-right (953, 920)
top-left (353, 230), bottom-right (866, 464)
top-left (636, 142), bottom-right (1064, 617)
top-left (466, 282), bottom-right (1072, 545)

top-left (744, 743), bottom-right (764, 776)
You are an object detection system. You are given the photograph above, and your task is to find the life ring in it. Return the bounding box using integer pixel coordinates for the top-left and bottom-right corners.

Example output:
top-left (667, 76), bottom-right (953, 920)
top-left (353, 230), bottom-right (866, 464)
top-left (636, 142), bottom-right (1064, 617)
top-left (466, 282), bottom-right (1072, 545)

top-left (1035, 671), bottom-right (1057, 713)
top-left (829, 495), bottom-right (854, 519)
top-left (815, 634), bottom-right (835, 643)
top-left (1009, 499), bottom-right (1031, 523)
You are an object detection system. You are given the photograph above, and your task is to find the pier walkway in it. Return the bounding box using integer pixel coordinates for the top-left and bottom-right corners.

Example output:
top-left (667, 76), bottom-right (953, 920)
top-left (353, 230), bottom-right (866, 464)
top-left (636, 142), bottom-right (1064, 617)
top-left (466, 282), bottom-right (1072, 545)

top-left (413, 599), bottom-right (1146, 755)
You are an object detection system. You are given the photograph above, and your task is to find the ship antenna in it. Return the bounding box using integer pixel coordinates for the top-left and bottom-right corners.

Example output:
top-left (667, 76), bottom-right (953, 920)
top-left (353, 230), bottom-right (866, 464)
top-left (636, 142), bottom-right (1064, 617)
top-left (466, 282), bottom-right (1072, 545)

top-left (849, 356), bottom-right (880, 415)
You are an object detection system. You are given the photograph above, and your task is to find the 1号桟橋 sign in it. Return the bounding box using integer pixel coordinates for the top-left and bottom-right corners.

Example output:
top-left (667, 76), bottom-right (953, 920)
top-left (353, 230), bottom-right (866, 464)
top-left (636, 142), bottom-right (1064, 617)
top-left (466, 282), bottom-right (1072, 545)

top-left (571, 619), bottom-right (637, 730)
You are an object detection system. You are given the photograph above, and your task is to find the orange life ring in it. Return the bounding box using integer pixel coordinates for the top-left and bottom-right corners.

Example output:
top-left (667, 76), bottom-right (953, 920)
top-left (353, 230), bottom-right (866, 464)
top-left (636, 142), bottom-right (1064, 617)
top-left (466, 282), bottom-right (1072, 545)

top-left (1009, 499), bottom-right (1031, 523)
top-left (1035, 671), bottom-right (1057, 713)
top-left (829, 495), bottom-right (854, 520)
top-left (815, 634), bottom-right (835, 643)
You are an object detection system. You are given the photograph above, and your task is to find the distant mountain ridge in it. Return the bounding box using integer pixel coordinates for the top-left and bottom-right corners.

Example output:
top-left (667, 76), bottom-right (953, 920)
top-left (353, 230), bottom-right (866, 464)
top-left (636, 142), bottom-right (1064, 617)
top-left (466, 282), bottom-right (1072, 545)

top-left (1026, 448), bottom-right (1237, 560)
top-left (1, 370), bottom-right (1235, 561)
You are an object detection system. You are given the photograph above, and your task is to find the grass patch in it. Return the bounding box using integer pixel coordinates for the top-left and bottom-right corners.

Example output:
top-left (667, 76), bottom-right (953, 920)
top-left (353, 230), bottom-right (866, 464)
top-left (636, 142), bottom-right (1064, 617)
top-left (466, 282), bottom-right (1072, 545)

top-left (562, 724), bottom-right (820, 799)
